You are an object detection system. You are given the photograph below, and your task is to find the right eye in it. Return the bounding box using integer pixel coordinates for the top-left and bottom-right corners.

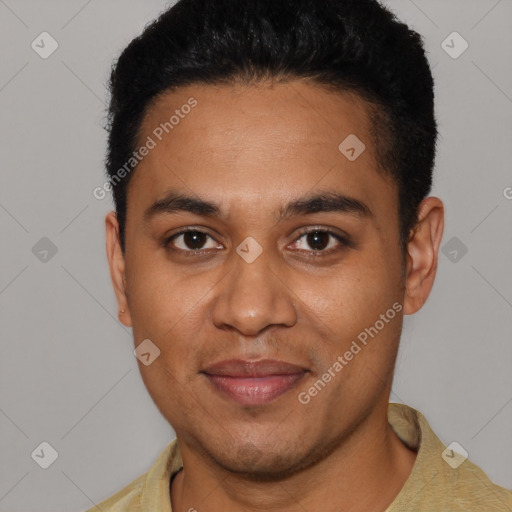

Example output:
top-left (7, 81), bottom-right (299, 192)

top-left (164, 229), bottom-right (223, 253)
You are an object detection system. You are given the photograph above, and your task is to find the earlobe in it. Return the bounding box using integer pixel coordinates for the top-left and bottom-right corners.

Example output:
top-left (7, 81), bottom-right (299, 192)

top-left (403, 197), bottom-right (444, 315)
top-left (105, 211), bottom-right (133, 327)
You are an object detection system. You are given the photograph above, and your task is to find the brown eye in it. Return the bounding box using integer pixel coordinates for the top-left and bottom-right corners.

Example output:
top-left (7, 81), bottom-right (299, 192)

top-left (290, 229), bottom-right (348, 254)
top-left (305, 231), bottom-right (330, 251)
top-left (182, 231), bottom-right (208, 250)
top-left (165, 230), bottom-right (222, 252)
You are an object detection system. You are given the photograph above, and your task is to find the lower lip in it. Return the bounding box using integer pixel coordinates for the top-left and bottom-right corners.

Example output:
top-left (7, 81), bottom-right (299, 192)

top-left (204, 373), bottom-right (306, 405)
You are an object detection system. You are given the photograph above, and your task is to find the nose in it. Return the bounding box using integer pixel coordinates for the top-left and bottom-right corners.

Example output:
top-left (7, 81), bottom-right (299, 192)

top-left (211, 249), bottom-right (297, 336)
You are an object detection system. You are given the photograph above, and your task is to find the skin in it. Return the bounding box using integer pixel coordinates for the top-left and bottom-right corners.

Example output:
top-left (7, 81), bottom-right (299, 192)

top-left (105, 78), bottom-right (444, 512)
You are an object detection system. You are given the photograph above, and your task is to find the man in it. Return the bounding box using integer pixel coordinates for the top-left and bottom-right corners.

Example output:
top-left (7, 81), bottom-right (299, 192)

top-left (89, 0), bottom-right (512, 510)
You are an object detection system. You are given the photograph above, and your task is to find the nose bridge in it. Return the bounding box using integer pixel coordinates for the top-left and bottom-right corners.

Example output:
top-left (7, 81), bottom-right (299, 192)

top-left (212, 245), bottom-right (297, 335)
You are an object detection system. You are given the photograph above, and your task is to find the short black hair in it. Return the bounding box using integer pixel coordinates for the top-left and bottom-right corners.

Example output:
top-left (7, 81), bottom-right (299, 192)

top-left (105, 0), bottom-right (437, 255)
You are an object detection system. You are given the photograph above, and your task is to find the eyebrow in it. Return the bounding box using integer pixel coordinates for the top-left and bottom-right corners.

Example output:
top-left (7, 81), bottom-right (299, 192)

top-left (144, 192), bottom-right (221, 222)
top-left (143, 190), bottom-right (372, 223)
top-left (278, 192), bottom-right (372, 220)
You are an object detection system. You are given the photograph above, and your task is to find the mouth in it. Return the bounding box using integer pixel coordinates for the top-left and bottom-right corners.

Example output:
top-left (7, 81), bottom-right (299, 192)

top-left (201, 359), bottom-right (309, 406)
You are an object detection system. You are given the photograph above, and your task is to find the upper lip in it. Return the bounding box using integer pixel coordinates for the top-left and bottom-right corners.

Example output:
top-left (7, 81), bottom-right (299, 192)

top-left (201, 359), bottom-right (308, 378)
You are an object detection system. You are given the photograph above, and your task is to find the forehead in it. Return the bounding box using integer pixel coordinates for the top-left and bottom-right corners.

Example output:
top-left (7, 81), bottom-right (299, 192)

top-left (128, 79), bottom-right (394, 217)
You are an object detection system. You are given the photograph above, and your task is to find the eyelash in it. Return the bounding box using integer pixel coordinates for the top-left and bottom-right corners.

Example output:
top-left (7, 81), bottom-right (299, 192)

top-left (163, 227), bottom-right (351, 257)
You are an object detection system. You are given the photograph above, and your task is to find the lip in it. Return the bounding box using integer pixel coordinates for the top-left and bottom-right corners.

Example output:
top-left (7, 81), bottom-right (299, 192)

top-left (201, 359), bottom-right (308, 405)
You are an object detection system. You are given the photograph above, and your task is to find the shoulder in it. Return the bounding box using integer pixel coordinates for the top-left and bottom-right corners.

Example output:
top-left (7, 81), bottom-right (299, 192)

top-left (387, 403), bottom-right (512, 511)
top-left (83, 439), bottom-right (182, 511)
top-left (83, 473), bottom-right (146, 511)
top-left (450, 458), bottom-right (512, 511)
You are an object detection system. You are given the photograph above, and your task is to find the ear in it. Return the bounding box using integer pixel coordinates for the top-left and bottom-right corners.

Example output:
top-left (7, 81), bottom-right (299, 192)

top-left (403, 197), bottom-right (444, 315)
top-left (105, 211), bottom-right (132, 327)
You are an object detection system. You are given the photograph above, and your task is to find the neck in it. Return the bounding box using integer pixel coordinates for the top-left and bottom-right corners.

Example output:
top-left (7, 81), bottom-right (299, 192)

top-left (171, 401), bottom-right (417, 512)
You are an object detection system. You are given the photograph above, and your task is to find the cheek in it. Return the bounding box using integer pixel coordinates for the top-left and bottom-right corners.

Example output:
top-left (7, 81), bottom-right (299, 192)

top-left (138, 361), bottom-right (199, 429)
top-left (126, 260), bottom-right (217, 377)
top-left (292, 261), bottom-right (398, 339)
top-left (126, 252), bottom-right (209, 336)
top-left (290, 259), bottom-right (404, 395)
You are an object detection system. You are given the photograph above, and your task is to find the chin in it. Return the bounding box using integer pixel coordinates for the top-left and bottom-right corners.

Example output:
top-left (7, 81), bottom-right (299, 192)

top-left (209, 439), bottom-right (324, 482)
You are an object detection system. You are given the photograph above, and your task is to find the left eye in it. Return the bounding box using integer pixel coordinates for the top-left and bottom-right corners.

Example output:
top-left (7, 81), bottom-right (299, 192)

top-left (290, 230), bottom-right (346, 253)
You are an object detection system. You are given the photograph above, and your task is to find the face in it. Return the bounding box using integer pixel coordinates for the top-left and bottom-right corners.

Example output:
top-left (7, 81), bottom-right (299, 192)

top-left (106, 79), bottom-right (434, 478)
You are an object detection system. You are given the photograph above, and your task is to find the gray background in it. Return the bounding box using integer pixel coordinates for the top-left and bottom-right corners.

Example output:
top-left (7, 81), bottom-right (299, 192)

top-left (0, 0), bottom-right (511, 510)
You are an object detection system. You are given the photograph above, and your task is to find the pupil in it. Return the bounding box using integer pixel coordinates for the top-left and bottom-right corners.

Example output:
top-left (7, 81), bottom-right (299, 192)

top-left (307, 231), bottom-right (328, 250)
top-left (184, 231), bottom-right (206, 249)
